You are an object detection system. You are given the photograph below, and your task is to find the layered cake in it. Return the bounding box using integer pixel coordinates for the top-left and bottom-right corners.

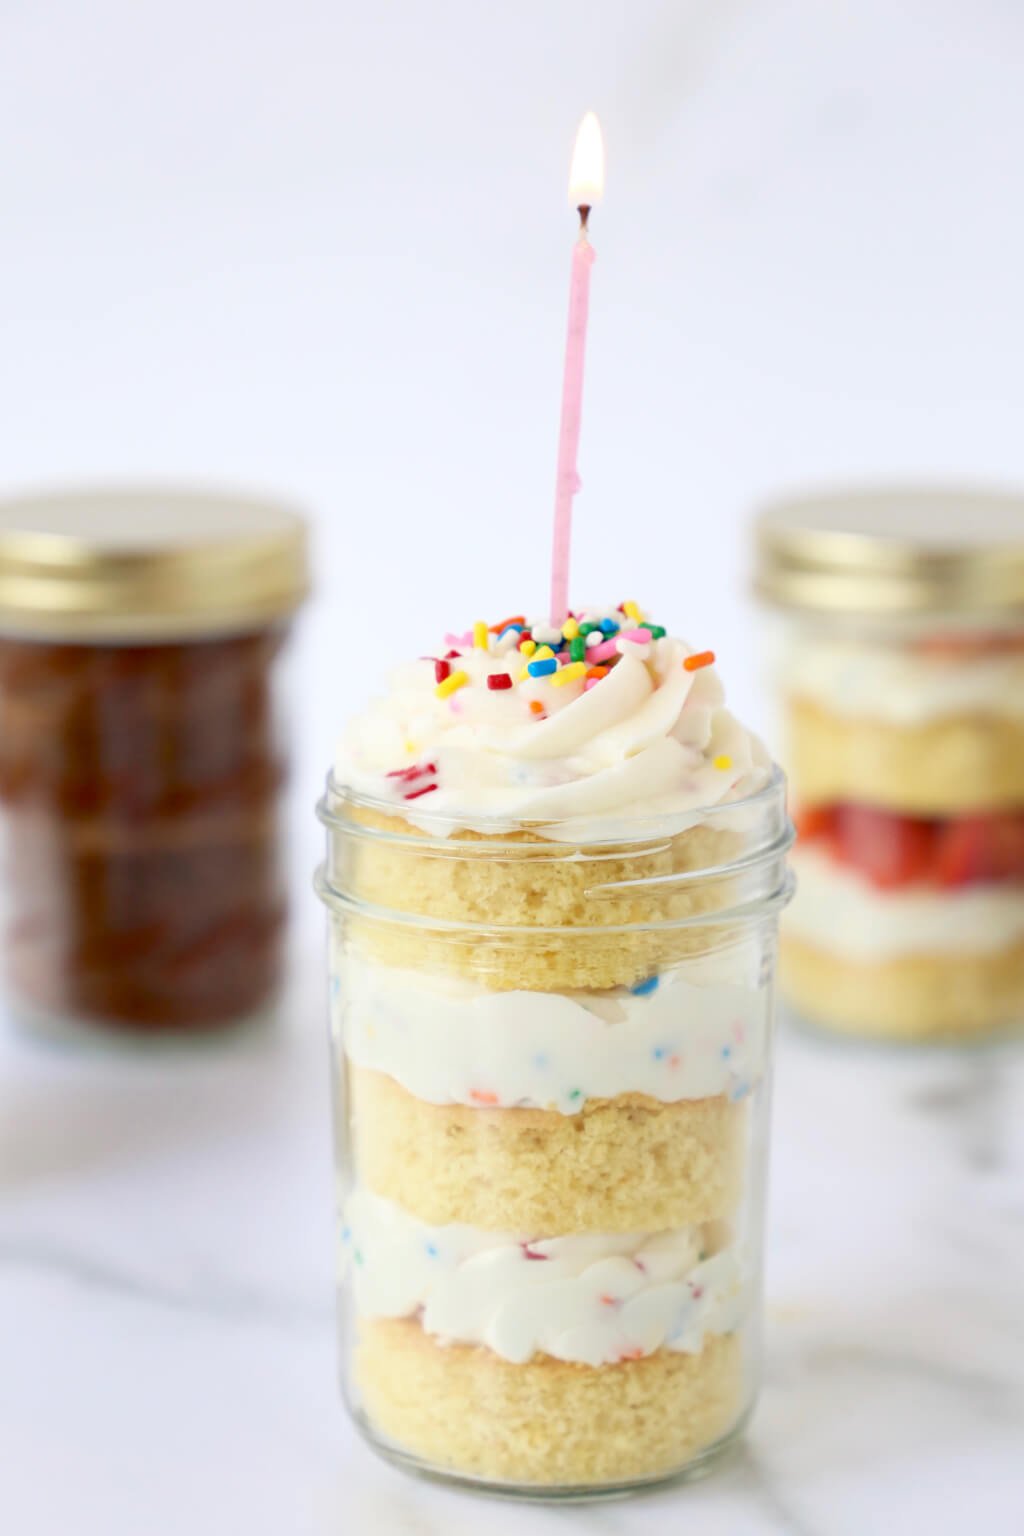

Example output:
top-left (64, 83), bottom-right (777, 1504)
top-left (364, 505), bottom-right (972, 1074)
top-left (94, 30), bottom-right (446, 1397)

top-left (0, 486), bottom-right (308, 1033)
top-left (781, 629), bottom-right (1024, 1038)
top-left (0, 632), bottom-right (289, 1028)
top-left (322, 605), bottom-right (790, 1489)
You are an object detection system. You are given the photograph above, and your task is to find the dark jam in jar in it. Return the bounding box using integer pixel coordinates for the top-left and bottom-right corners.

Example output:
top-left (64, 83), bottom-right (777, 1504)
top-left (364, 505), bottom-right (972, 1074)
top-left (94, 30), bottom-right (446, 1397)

top-left (0, 629), bottom-right (291, 1029)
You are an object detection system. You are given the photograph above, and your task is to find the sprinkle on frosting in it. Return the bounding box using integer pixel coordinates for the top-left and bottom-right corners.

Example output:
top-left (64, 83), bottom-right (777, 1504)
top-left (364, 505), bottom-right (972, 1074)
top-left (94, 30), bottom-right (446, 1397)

top-left (342, 1190), bottom-right (746, 1367)
top-left (435, 669), bottom-right (469, 699)
top-left (337, 603), bottom-right (768, 836)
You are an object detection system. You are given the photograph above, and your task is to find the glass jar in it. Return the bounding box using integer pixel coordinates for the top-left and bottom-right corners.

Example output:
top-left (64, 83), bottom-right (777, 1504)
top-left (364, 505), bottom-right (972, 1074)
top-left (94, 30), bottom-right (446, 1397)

top-left (755, 485), bottom-right (1024, 1042)
top-left (316, 772), bottom-right (792, 1498)
top-left (0, 485), bottom-right (308, 1035)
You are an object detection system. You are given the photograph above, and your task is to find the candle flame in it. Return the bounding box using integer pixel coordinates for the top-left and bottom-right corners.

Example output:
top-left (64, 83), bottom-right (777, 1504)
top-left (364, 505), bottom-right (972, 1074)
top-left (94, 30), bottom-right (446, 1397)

top-left (568, 111), bottom-right (605, 211)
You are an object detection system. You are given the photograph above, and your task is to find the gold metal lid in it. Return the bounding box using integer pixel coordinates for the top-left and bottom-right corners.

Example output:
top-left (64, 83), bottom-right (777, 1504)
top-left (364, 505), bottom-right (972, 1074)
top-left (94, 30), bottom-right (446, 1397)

top-left (0, 485), bottom-right (310, 640)
top-left (754, 484), bottom-right (1024, 617)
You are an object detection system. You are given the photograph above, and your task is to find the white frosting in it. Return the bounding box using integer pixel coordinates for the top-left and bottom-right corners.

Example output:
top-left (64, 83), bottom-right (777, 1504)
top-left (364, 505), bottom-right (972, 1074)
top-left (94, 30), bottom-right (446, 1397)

top-left (779, 635), bottom-right (1024, 723)
top-left (342, 1191), bottom-right (746, 1367)
top-left (787, 846), bottom-right (1024, 959)
top-left (336, 609), bottom-right (770, 839)
top-left (334, 948), bottom-right (768, 1111)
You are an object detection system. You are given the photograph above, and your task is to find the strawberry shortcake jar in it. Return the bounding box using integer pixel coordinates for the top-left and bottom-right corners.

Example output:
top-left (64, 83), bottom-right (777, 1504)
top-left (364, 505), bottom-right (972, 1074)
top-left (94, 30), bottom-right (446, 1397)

top-left (756, 486), bottom-right (1024, 1040)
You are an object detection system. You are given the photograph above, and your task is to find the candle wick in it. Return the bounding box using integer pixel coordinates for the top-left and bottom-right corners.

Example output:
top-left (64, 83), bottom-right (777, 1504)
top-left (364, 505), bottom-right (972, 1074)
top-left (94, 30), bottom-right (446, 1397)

top-left (577, 204), bottom-right (591, 232)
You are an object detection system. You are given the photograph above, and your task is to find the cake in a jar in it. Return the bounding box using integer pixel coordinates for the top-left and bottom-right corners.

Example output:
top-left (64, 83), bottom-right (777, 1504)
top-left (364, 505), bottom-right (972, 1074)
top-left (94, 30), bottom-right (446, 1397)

top-left (0, 486), bottom-right (308, 1034)
top-left (756, 486), bottom-right (1024, 1040)
top-left (319, 603), bottom-right (791, 1489)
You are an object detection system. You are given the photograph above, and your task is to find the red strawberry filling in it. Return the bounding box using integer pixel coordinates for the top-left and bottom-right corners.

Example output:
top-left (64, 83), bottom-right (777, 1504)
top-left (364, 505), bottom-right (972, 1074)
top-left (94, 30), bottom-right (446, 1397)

top-left (794, 803), bottom-right (1024, 891)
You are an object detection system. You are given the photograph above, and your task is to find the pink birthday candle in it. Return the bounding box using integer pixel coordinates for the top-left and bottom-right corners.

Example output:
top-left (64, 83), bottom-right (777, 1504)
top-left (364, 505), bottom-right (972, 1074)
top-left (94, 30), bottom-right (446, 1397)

top-left (549, 112), bottom-right (605, 627)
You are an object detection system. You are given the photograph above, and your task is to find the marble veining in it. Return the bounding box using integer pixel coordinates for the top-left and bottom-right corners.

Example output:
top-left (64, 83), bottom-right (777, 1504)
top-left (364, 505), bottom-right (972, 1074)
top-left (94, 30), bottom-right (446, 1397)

top-left (0, 1232), bottom-right (332, 1330)
top-left (2, 953), bottom-right (1023, 1535)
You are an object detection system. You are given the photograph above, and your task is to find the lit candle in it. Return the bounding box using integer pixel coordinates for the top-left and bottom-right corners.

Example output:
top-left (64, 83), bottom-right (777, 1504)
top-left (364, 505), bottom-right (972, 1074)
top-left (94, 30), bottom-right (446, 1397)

top-left (549, 111), bottom-right (605, 627)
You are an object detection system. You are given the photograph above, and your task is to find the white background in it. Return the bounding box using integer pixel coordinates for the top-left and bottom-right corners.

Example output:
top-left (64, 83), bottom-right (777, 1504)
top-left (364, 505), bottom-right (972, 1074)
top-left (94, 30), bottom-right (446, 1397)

top-left (5, 0), bottom-right (1024, 854)
top-left (3, 4), bottom-right (1024, 1533)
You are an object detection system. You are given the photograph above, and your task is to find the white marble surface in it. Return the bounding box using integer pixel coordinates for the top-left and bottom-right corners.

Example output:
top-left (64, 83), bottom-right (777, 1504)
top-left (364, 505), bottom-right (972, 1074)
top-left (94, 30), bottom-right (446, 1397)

top-left (3, 941), bottom-right (1022, 1535)
top-left (3, 1), bottom-right (1024, 1528)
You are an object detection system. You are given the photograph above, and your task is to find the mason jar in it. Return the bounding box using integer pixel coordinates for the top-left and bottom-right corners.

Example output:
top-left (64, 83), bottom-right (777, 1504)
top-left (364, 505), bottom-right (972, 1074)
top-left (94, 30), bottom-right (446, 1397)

top-left (316, 771), bottom-right (792, 1497)
top-left (754, 485), bottom-right (1024, 1042)
top-left (0, 485), bottom-right (308, 1035)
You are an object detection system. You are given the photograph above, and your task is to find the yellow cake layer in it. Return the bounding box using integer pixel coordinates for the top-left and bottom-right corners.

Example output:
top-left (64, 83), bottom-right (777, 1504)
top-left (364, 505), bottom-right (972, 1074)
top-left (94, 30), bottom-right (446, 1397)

top-left (781, 934), bottom-right (1024, 1040)
top-left (786, 698), bottom-right (1024, 813)
top-left (343, 914), bottom-right (757, 994)
top-left (350, 1066), bottom-right (745, 1230)
top-left (355, 1316), bottom-right (744, 1487)
top-left (336, 805), bottom-right (759, 991)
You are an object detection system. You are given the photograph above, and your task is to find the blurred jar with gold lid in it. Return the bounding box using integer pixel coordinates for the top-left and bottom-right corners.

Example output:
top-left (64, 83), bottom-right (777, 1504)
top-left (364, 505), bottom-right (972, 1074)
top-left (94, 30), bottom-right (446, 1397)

top-left (754, 485), bottom-right (1024, 1042)
top-left (0, 485), bottom-right (309, 1036)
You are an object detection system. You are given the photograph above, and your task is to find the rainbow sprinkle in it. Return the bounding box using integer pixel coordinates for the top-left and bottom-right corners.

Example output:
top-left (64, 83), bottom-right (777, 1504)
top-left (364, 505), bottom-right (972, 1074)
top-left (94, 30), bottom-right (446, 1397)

top-left (684, 650), bottom-right (715, 672)
top-left (404, 782), bottom-right (437, 801)
top-left (435, 669), bottom-right (469, 699)
top-left (550, 660), bottom-right (586, 687)
top-left (383, 606), bottom-right (722, 800)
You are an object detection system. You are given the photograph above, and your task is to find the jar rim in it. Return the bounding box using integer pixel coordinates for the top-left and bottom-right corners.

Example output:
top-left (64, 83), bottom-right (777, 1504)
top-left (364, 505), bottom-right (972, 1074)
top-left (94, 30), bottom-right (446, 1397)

top-left (316, 765), bottom-right (794, 935)
top-left (313, 858), bottom-right (795, 936)
top-left (318, 762), bottom-right (789, 852)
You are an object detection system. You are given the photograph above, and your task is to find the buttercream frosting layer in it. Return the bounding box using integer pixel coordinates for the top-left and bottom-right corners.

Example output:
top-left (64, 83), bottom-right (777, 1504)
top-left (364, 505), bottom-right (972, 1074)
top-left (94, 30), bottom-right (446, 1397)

top-left (779, 635), bottom-right (1024, 724)
top-left (334, 947), bottom-right (768, 1111)
top-left (787, 846), bottom-right (1024, 959)
top-left (336, 610), bottom-right (769, 838)
top-left (342, 1191), bottom-right (745, 1367)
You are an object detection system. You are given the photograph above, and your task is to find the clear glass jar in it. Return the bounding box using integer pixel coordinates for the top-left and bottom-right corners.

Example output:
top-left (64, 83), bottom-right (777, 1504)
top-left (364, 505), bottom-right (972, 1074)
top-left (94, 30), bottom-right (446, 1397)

top-left (0, 486), bottom-right (308, 1034)
top-left (755, 485), bottom-right (1024, 1042)
top-left (316, 771), bottom-right (792, 1498)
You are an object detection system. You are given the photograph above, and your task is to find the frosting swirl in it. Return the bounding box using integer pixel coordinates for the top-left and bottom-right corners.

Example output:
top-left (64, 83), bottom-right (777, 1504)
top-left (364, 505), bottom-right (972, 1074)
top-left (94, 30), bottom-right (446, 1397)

top-left (342, 1191), bottom-right (745, 1367)
top-left (334, 947), bottom-right (767, 1111)
top-left (336, 605), bottom-right (769, 836)
top-left (777, 631), bottom-right (1024, 723)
